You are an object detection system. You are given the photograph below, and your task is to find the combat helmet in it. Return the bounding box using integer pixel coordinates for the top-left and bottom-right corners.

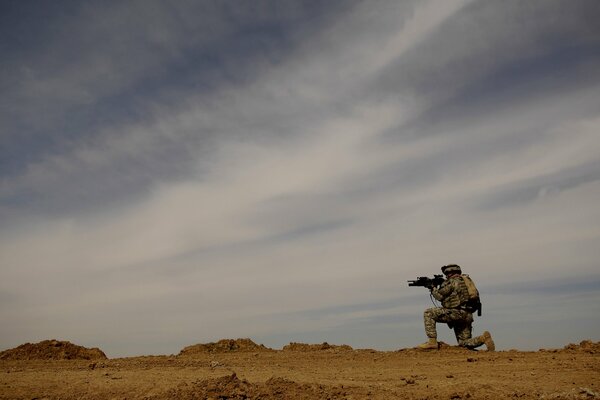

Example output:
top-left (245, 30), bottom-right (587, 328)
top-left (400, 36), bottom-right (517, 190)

top-left (441, 264), bottom-right (462, 275)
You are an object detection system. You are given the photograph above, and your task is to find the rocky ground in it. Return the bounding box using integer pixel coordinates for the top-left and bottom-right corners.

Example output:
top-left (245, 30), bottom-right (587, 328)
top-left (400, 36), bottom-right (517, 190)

top-left (1, 339), bottom-right (599, 399)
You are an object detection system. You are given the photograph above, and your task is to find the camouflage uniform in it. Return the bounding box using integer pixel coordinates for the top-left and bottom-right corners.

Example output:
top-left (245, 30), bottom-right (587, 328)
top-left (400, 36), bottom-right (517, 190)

top-left (424, 275), bottom-right (485, 348)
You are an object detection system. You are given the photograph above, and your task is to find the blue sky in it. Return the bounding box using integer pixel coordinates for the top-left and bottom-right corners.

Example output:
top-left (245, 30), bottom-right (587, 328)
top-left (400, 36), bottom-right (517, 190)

top-left (1, 0), bottom-right (599, 357)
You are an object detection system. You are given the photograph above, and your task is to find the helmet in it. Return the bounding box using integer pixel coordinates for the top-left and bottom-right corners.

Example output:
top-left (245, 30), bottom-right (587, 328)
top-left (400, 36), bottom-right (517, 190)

top-left (441, 264), bottom-right (462, 275)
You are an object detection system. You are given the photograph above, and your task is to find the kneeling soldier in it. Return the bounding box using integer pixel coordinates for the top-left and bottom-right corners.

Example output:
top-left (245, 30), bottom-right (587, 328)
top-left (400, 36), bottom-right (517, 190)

top-left (417, 264), bottom-right (495, 351)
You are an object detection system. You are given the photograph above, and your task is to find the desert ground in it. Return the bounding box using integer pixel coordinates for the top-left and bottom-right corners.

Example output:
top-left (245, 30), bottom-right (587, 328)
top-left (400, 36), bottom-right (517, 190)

top-left (1, 339), bottom-right (599, 399)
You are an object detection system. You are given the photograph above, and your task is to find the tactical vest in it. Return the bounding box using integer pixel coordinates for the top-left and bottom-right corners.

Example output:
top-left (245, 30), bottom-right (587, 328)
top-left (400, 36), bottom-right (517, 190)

top-left (439, 276), bottom-right (470, 309)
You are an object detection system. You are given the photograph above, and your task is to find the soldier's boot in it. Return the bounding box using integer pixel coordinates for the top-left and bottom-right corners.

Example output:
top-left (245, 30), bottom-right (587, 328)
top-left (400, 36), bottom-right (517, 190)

top-left (481, 331), bottom-right (495, 351)
top-left (416, 338), bottom-right (438, 350)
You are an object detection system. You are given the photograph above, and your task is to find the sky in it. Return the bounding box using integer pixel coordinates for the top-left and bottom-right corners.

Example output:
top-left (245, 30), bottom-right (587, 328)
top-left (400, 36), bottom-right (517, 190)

top-left (1, 0), bottom-right (599, 357)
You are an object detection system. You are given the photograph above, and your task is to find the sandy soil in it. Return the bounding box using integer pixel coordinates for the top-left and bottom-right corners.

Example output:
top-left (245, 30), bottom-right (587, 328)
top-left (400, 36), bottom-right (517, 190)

top-left (1, 340), bottom-right (599, 399)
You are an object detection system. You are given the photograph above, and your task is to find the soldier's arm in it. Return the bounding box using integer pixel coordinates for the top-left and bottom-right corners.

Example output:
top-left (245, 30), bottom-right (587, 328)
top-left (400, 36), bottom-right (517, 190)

top-left (431, 280), bottom-right (453, 301)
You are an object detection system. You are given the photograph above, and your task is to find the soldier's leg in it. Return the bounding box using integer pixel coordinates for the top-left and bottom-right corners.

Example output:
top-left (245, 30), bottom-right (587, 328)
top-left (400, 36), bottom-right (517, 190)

top-left (423, 308), bottom-right (437, 338)
top-left (454, 318), bottom-right (482, 348)
top-left (423, 307), bottom-right (449, 339)
top-left (453, 313), bottom-right (494, 350)
top-left (418, 307), bottom-right (452, 349)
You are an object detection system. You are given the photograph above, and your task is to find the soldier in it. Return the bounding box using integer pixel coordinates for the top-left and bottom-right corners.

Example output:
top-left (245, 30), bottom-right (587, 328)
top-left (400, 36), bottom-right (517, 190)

top-left (417, 264), bottom-right (495, 350)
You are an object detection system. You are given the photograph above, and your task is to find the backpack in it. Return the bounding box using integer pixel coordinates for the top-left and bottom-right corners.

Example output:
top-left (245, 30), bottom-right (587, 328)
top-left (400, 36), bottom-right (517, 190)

top-left (461, 274), bottom-right (482, 316)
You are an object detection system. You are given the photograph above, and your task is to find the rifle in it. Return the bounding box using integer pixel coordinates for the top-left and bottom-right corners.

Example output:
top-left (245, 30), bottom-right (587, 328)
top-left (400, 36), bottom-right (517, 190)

top-left (407, 274), bottom-right (445, 289)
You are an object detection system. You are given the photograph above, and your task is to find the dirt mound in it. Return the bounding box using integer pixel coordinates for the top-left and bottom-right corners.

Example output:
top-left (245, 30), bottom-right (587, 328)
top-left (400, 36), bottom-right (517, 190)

top-left (561, 340), bottom-right (600, 354)
top-left (282, 342), bottom-right (353, 352)
top-left (178, 338), bottom-right (271, 356)
top-left (163, 373), bottom-right (352, 399)
top-left (0, 339), bottom-right (107, 360)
